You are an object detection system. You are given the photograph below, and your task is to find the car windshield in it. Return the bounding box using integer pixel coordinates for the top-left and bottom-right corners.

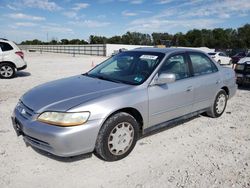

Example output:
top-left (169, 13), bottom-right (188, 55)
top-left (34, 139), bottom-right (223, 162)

top-left (87, 51), bottom-right (165, 85)
top-left (235, 52), bottom-right (246, 56)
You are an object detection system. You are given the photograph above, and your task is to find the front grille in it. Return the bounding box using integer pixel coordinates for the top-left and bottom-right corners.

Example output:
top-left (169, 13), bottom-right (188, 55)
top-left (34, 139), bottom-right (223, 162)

top-left (245, 65), bottom-right (250, 74)
top-left (16, 101), bottom-right (35, 119)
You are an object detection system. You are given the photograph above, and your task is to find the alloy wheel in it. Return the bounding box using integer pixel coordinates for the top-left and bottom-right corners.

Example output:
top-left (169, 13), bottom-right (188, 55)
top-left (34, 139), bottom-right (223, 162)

top-left (0, 65), bottom-right (14, 78)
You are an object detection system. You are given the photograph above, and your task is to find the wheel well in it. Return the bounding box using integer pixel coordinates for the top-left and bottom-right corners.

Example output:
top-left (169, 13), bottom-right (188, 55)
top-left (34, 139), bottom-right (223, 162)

top-left (108, 108), bottom-right (144, 134)
top-left (221, 86), bottom-right (229, 96)
top-left (0, 61), bottom-right (16, 68)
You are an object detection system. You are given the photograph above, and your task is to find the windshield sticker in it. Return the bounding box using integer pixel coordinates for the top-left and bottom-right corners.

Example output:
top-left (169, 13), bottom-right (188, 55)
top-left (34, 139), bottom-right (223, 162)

top-left (134, 76), bottom-right (143, 82)
top-left (140, 55), bottom-right (158, 60)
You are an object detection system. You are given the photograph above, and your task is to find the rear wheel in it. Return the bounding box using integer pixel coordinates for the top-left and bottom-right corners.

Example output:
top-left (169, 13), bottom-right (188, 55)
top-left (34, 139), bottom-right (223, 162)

top-left (95, 112), bottom-right (139, 161)
top-left (206, 89), bottom-right (227, 118)
top-left (0, 63), bottom-right (16, 79)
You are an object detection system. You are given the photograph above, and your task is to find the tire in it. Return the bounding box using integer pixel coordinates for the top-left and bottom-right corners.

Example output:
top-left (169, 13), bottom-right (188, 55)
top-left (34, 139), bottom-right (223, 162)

top-left (206, 89), bottom-right (227, 118)
top-left (95, 112), bottom-right (139, 161)
top-left (237, 82), bottom-right (244, 87)
top-left (0, 63), bottom-right (16, 79)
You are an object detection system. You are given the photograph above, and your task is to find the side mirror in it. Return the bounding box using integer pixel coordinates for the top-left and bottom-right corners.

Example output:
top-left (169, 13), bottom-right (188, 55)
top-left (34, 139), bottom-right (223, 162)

top-left (152, 73), bottom-right (176, 85)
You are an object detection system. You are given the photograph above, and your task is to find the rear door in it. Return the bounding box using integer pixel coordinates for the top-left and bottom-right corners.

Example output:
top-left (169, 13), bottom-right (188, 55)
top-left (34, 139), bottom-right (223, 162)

top-left (148, 53), bottom-right (194, 127)
top-left (0, 42), bottom-right (13, 61)
top-left (187, 52), bottom-right (220, 111)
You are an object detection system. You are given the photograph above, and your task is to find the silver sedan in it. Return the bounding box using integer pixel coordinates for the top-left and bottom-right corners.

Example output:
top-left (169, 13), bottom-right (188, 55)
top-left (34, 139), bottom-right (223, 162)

top-left (12, 48), bottom-right (237, 161)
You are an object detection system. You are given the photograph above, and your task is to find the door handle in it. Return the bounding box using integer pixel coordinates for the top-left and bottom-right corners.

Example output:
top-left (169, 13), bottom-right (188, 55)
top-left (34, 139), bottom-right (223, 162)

top-left (216, 80), bottom-right (221, 84)
top-left (186, 86), bottom-right (193, 92)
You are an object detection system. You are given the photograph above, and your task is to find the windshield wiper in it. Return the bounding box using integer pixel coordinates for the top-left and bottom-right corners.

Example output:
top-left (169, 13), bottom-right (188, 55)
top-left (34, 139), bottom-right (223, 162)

top-left (86, 73), bottom-right (122, 83)
top-left (95, 75), bottom-right (123, 83)
top-left (84, 73), bottom-right (134, 85)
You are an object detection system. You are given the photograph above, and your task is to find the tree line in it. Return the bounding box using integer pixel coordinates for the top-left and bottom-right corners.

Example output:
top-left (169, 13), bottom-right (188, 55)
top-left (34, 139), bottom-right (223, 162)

top-left (20, 24), bottom-right (250, 49)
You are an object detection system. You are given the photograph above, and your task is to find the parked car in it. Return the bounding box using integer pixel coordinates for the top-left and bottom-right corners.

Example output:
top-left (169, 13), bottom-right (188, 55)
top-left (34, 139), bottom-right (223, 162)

top-left (231, 51), bottom-right (247, 64)
top-left (12, 48), bottom-right (237, 161)
top-left (234, 53), bottom-right (250, 86)
top-left (111, 48), bottom-right (127, 56)
top-left (208, 52), bottom-right (232, 65)
top-left (0, 38), bottom-right (27, 78)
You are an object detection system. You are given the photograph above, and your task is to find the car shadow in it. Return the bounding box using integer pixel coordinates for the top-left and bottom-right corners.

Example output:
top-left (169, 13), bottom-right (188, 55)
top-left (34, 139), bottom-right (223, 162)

top-left (237, 84), bottom-right (250, 91)
top-left (16, 71), bottom-right (31, 77)
top-left (29, 145), bottom-right (93, 162)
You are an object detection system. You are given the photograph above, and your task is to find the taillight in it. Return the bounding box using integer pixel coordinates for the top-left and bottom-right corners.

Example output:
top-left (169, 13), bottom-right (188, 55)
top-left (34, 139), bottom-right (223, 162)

top-left (15, 51), bottom-right (24, 59)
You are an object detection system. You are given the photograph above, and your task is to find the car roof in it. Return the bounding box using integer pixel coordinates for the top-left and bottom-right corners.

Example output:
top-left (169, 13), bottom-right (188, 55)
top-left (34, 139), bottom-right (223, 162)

top-left (0, 39), bottom-right (12, 44)
top-left (130, 47), bottom-right (205, 54)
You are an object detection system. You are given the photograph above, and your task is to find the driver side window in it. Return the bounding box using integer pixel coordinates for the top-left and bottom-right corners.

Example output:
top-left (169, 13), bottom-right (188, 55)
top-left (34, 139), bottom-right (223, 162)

top-left (159, 54), bottom-right (190, 80)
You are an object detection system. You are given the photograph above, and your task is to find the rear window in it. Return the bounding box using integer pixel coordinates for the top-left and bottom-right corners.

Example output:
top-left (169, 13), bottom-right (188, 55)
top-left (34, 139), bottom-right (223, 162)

top-left (219, 52), bottom-right (226, 56)
top-left (0, 42), bottom-right (13, 51)
top-left (208, 53), bottom-right (216, 55)
top-left (189, 52), bottom-right (218, 76)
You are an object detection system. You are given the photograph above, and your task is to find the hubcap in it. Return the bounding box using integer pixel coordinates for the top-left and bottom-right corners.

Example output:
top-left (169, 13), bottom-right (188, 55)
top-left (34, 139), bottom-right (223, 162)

top-left (216, 94), bottom-right (226, 114)
top-left (0, 66), bottom-right (13, 77)
top-left (108, 122), bottom-right (134, 156)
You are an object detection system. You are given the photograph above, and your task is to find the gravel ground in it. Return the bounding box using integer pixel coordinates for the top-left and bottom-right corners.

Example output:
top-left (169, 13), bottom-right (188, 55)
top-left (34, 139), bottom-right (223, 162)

top-left (0, 52), bottom-right (249, 188)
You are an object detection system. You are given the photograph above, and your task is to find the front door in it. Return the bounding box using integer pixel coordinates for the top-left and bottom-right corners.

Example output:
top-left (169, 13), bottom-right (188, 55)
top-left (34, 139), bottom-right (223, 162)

top-left (148, 53), bottom-right (194, 127)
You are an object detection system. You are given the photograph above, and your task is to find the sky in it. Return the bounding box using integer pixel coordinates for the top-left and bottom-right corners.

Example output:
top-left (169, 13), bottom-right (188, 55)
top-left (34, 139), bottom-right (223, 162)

top-left (0, 0), bottom-right (250, 43)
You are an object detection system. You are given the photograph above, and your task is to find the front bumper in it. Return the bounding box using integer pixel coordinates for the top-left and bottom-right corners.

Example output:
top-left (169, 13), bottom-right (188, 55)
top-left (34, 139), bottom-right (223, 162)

top-left (236, 74), bottom-right (250, 84)
top-left (17, 64), bottom-right (27, 71)
top-left (12, 106), bottom-right (104, 157)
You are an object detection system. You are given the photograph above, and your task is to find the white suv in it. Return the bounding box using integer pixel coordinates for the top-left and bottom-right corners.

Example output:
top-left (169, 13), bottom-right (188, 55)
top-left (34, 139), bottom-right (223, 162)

top-left (0, 39), bottom-right (27, 78)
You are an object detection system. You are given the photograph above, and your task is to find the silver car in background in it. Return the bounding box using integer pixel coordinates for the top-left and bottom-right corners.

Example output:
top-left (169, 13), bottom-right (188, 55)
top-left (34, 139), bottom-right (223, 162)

top-left (12, 48), bottom-right (237, 161)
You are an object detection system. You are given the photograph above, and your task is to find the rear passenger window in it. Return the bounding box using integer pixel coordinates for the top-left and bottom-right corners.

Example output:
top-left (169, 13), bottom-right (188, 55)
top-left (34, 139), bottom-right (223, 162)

top-left (189, 53), bottom-right (218, 76)
top-left (159, 54), bottom-right (190, 80)
top-left (0, 42), bottom-right (13, 51)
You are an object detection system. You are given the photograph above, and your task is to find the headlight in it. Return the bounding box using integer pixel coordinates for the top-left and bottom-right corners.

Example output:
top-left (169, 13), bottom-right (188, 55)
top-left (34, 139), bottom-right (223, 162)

top-left (235, 64), bottom-right (245, 70)
top-left (37, 112), bottom-right (90, 126)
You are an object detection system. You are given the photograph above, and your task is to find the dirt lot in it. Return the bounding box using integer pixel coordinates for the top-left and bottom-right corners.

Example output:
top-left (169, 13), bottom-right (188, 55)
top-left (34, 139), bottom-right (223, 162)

top-left (0, 52), bottom-right (249, 188)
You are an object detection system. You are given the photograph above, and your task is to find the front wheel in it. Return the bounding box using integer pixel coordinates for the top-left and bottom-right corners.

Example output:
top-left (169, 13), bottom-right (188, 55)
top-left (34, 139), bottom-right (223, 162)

top-left (206, 90), bottom-right (227, 118)
top-left (95, 112), bottom-right (139, 161)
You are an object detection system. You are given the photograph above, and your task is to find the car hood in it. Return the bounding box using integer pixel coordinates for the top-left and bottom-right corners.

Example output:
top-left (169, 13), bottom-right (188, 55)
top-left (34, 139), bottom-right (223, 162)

top-left (21, 75), bottom-right (130, 113)
top-left (237, 57), bottom-right (250, 64)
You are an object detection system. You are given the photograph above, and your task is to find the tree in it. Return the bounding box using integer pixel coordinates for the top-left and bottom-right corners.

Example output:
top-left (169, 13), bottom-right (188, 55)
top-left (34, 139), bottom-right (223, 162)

top-left (61, 39), bottom-right (69, 45)
top-left (121, 32), bottom-right (152, 45)
top-left (19, 24), bottom-right (250, 49)
top-left (238, 24), bottom-right (250, 48)
top-left (152, 32), bottom-right (172, 45)
top-left (89, 35), bottom-right (108, 44)
top-left (108, 36), bottom-right (122, 44)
